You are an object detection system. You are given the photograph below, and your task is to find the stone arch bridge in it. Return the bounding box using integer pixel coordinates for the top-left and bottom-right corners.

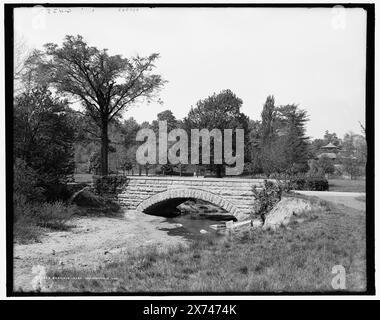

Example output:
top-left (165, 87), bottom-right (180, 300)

top-left (117, 176), bottom-right (265, 220)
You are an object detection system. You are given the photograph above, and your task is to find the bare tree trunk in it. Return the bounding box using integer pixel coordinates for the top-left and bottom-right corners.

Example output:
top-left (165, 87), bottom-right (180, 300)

top-left (100, 118), bottom-right (109, 176)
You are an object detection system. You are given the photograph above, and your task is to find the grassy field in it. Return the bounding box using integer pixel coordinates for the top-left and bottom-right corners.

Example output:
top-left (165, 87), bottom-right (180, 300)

top-left (328, 179), bottom-right (366, 193)
top-left (46, 199), bottom-right (366, 293)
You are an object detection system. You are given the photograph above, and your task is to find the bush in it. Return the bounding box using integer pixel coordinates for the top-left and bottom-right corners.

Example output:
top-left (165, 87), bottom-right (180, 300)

top-left (34, 202), bottom-right (76, 230)
top-left (93, 175), bottom-right (128, 194)
top-left (13, 193), bottom-right (77, 242)
top-left (252, 180), bottom-right (283, 222)
top-left (72, 189), bottom-right (121, 216)
top-left (42, 183), bottom-right (72, 202)
top-left (291, 177), bottom-right (329, 191)
top-left (15, 195), bottom-right (76, 230)
top-left (14, 158), bottom-right (44, 202)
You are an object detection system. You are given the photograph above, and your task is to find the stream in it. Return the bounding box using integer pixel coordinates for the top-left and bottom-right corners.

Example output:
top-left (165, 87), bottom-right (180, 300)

top-left (159, 212), bottom-right (236, 241)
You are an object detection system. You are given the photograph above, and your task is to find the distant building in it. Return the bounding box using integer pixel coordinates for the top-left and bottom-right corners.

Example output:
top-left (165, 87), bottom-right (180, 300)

top-left (320, 142), bottom-right (339, 152)
top-left (316, 142), bottom-right (340, 161)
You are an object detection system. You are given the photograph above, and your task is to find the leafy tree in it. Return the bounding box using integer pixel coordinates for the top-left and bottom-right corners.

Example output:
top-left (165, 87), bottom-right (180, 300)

top-left (152, 110), bottom-right (179, 132)
top-left (340, 132), bottom-right (366, 179)
top-left (341, 155), bottom-right (361, 180)
top-left (14, 158), bottom-right (44, 202)
top-left (120, 117), bottom-right (141, 148)
top-left (258, 98), bottom-right (310, 177)
top-left (151, 110), bottom-right (185, 175)
top-left (323, 130), bottom-right (341, 146)
top-left (309, 138), bottom-right (326, 158)
top-left (14, 87), bottom-right (75, 184)
top-left (276, 104), bottom-right (310, 173)
top-left (308, 159), bottom-right (325, 178)
top-left (318, 155), bottom-right (335, 177)
top-left (260, 95), bottom-right (276, 144)
top-left (26, 35), bottom-right (165, 175)
top-left (183, 89), bottom-right (249, 177)
top-left (246, 119), bottom-right (262, 174)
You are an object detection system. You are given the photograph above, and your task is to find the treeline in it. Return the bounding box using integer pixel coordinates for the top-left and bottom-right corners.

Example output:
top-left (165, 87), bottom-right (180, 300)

top-left (73, 93), bottom-right (366, 181)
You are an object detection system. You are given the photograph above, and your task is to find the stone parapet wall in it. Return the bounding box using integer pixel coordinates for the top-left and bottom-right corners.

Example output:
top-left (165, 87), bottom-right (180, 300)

top-left (117, 176), bottom-right (265, 220)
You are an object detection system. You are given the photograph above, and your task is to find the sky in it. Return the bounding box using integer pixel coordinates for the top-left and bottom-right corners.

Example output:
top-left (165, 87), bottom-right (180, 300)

top-left (14, 6), bottom-right (367, 139)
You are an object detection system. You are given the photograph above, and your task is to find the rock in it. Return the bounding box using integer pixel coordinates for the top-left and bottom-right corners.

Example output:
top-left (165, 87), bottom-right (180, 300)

top-left (263, 197), bottom-right (315, 231)
top-left (225, 220), bottom-right (234, 229)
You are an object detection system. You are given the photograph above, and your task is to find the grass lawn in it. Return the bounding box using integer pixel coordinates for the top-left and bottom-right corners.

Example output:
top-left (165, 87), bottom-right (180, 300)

top-left (46, 199), bottom-right (366, 293)
top-left (328, 179), bottom-right (366, 193)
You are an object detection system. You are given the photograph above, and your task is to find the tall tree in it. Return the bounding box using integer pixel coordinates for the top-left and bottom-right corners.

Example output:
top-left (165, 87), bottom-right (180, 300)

top-left (276, 104), bottom-right (310, 173)
top-left (323, 130), bottom-right (341, 146)
top-left (339, 132), bottom-right (366, 179)
top-left (258, 99), bottom-right (310, 176)
top-left (260, 95), bottom-right (276, 144)
top-left (152, 110), bottom-right (179, 132)
top-left (14, 87), bottom-right (75, 184)
top-left (151, 110), bottom-right (182, 175)
top-left (183, 89), bottom-right (249, 177)
top-left (26, 35), bottom-right (165, 175)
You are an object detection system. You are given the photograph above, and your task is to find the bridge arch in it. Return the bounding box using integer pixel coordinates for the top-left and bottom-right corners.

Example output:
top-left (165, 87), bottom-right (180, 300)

top-left (136, 188), bottom-right (242, 217)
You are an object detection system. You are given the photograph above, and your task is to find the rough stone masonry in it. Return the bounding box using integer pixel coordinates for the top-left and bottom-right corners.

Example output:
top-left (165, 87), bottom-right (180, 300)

top-left (117, 176), bottom-right (265, 220)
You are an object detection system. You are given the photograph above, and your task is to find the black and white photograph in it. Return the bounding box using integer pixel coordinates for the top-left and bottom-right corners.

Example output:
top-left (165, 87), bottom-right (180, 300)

top-left (3, 2), bottom-right (374, 297)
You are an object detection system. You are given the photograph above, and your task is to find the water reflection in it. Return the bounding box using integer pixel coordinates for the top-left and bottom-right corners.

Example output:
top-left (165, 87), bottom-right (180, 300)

top-left (159, 212), bottom-right (236, 241)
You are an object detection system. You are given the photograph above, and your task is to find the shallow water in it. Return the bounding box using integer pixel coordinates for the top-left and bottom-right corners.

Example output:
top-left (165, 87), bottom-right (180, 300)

top-left (159, 213), bottom-right (236, 241)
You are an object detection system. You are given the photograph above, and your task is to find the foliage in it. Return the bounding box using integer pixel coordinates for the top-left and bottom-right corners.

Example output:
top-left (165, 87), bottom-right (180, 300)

top-left (14, 87), bottom-right (76, 184)
top-left (14, 192), bottom-right (77, 243)
top-left (339, 132), bottom-right (366, 179)
top-left (307, 159), bottom-right (325, 178)
top-left (183, 89), bottom-right (249, 177)
top-left (72, 189), bottom-right (121, 216)
top-left (323, 130), bottom-right (341, 146)
top-left (290, 177), bottom-right (329, 191)
top-left (251, 96), bottom-right (310, 177)
top-left (318, 155), bottom-right (335, 175)
top-left (252, 180), bottom-right (283, 222)
top-left (151, 110), bottom-right (180, 132)
top-left (26, 35), bottom-right (165, 175)
top-left (33, 202), bottom-right (76, 230)
top-left (93, 175), bottom-right (128, 194)
top-left (14, 158), bottom-right (44, 202)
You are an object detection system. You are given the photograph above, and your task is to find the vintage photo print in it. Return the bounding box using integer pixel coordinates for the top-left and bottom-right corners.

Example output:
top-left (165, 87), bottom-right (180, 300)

top-left (4, 3), bottom-right (374, 296)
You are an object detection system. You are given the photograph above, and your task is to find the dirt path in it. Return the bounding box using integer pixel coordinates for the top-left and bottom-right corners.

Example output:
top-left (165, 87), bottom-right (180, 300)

top-left (295, 191), bottom-right (366, 211)
top-left (13, 211), bottom-right (189, 292)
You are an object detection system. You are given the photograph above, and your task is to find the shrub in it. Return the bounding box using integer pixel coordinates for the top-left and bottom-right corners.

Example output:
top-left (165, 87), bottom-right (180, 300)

top-left (93, 175), bottom-right (128, 194)
top-left (32, 201), bottom-right (77, 230)
top-left (291, 177), bottom-right (329, 191)
top-left (252, 180), bottom-right (283, 222)
top-left (72, 189), bottom-right (121, 216)
top-left (42, 183), bottom-right (72, 202)
top-left (14, 192), bottom-right (36, 223)
top-left (13, 194), bottom-right (77, 242)
top-left (14, 158), bottom-right (44, 202)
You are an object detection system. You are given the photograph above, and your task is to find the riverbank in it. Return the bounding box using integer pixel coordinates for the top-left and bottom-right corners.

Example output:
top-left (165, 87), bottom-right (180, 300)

top-left (30, 199), bottom-right (366, 293)
top-left (13, 212), bottom-right (189, 292)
